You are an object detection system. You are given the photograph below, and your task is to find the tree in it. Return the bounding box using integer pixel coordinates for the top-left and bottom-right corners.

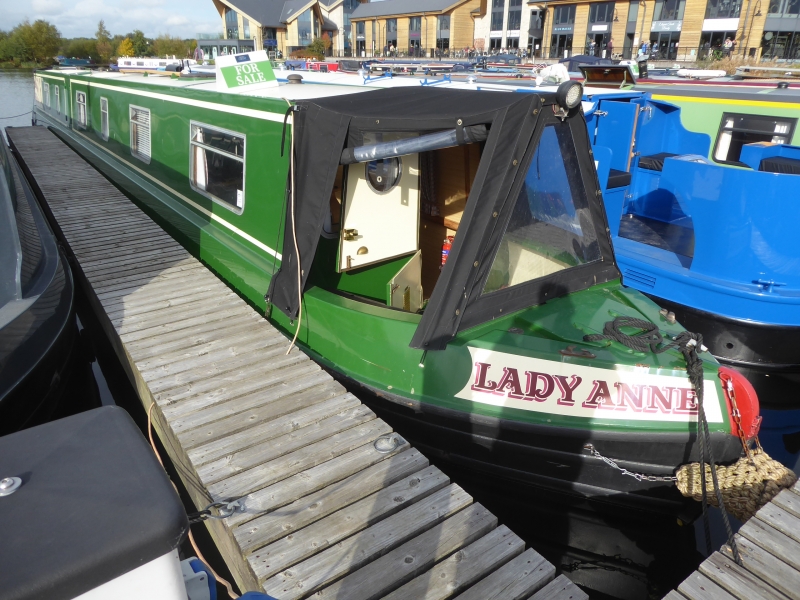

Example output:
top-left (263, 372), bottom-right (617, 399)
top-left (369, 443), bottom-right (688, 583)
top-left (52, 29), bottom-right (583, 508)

top-left (321, 32), bottom-right (332, 54)
top-left (152, 34), bottom-right (188, 58)
top-left (63, 38), bottom-right (98, 61)
top-left (117, 37), bottom-right (134, 57)
top-left (12, 19), bottom-right (61, 63)
top-left (307, 37), bottom-right (326, 59)
top-left (96, 20), bottom-right (113, 63)
top-left (130, 29), bottom-right (149, 56)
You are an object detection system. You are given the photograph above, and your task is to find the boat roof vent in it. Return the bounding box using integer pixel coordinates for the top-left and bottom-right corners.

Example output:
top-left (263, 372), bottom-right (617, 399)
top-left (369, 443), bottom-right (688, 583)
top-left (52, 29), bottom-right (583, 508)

top-left (287, 73), bottom-right (303, 84)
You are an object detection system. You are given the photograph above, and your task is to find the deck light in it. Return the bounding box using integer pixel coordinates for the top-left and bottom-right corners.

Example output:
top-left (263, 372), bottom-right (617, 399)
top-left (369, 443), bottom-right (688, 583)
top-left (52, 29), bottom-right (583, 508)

top-left (556, 80), bottom-right (583, 110)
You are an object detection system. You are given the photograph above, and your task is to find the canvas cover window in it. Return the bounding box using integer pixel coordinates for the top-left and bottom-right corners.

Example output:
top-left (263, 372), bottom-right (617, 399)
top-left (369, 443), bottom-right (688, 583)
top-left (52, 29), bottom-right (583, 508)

top-left (190, 122), bottom-right (245, 212)
top-left (76, 91), bottom-right (87, 128)
top-left (55, 86), bottom-right (60, 115)
top-left (484, 124), bottom-right (601, 294)
top-left (100, 98), bottom-right (109, 141)
top-left (129, 105), bottom-right (151, 163)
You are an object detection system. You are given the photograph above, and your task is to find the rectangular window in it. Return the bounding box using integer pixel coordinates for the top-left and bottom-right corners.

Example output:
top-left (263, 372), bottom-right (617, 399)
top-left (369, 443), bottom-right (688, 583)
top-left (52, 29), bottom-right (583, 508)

top-left (554, 5), bottom-right (577, 24)
top-left (491, 12), bottom-right (504, 30)
top-left (508, 7), bottom-right (522, 29)
top-left (714, 113), bottom-right (797, 165)
top-left (589, 2), bottom-right (615, 22)
top-left (55, 86), bottom-right (60, 114)
top-left (44, 83), bottom-right (50, 109)
top-left (705, 0), bottom-right (743, 18)
top-left (653, 0), bottom-right (686, 20)
top-left (243, 18), bottom-right (250, 39)
top-left (492, 0), bottom-right (504, 7)
top-left (76, 91), bottom-right (87, 128)
top-left (387, 18), bottom-right (397, 33)
top-left (628, 1), bottom-right (640, 21)
top-left (34, 77), bottom-right (43, 105)
top-left (190, 122), bottom-right (245, 212)
top-left (410, 17), bottom-right (421, 32)
top-left (100, 98), bottom-right (109, 141)
top-left (129, 105), bottom-right (151, 164)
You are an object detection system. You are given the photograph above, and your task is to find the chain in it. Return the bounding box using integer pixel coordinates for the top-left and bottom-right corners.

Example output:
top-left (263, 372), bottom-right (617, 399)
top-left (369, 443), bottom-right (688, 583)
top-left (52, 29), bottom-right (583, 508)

top-left (584, 444), bottom-right (677, 483)
top-left (187, 500), bottom-right (244, 524)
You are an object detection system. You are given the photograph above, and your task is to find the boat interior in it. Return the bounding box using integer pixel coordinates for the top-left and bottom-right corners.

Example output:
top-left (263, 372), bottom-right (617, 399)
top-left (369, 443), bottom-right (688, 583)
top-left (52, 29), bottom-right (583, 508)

top-left (588, 92), bottom-right (800, 287)
top-left (314, 140), bottom-right (482, 312)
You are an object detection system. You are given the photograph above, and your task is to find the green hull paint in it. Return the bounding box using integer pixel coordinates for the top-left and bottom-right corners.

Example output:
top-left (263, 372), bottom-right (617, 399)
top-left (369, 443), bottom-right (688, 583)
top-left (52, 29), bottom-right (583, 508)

top-left (32, 70), bottom-right (732, 437)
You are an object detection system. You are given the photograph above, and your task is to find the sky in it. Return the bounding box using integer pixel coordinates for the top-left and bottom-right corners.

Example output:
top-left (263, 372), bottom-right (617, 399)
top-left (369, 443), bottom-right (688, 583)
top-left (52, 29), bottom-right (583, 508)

top-left (1, 0), bottom-right (224, 39)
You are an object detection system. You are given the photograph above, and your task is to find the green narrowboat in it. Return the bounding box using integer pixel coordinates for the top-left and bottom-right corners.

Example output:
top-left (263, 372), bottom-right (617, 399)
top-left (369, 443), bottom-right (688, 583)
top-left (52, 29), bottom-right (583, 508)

top-left (29, 54), bottom-right (760, 514)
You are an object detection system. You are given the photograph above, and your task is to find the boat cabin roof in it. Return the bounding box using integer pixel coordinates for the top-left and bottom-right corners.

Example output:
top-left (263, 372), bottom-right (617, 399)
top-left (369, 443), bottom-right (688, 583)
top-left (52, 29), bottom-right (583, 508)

top-left (40, 67), bottom-right (635, 104)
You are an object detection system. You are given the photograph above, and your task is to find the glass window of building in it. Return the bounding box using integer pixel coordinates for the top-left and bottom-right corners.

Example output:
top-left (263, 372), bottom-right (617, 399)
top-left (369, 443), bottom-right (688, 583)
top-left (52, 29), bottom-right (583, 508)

top-left (242, 18), bottom-right (250, 39)
top-left (653, 0), bottom-right (686, 20)
top-left (761, 30), bottom-right (800, 58)
top-left (768, 0), bottom-right (800, 14)
top-left (410, 16), bottom-right (421, 32)
top-left (297, 8), bottom-right (313, 46)
top-left (492, 0), bottom-right (505, 30)
top-left (508, 0), bottom-right (522, 30)
top-left (554, 5), bottom-right (577, 24)
top-left (705, 0), bottom-right (742, 18)
top-left (628, 1), bottom-right (640, 21)
top-left (589, 2), bottom-right (615, 22)
top-left (225, 9), bottom-right (238, 39)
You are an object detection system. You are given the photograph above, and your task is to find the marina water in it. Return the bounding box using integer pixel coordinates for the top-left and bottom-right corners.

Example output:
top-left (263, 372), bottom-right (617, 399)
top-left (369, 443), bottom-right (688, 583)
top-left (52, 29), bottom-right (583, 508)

top-left (2, 68), bottom-right (798, 599)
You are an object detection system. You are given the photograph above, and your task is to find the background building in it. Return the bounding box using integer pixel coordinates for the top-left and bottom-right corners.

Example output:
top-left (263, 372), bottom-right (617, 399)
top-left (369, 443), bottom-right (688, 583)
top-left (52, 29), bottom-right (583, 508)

top-left (349, 0), bottom-right (483, 58)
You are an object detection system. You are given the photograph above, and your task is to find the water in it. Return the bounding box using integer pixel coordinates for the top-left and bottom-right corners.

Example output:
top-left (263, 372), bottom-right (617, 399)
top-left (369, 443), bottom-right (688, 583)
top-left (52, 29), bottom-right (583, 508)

top-left (0, 70), bottom-right (36, 139)
top-left (2, 68), bottom-right (799, 599)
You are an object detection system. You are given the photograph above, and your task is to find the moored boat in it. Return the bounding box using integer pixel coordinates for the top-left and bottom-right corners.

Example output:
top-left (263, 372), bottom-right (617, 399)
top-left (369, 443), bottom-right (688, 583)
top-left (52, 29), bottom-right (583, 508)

top-left (586, 82), bottom-right (800, 404)
top-left (30, 53), bottom-right (762, 514)
top-left (0, 128), bottom-right (76, 434)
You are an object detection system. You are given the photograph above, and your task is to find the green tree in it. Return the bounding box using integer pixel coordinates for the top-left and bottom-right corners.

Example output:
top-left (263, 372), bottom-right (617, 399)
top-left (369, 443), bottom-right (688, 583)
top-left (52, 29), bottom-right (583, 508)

top-left (152, 34), bottom-right (188, 58)
top-left (12, 19), bottom-right (61, 64)
top-left (96, 20), bottom-right (113, 63)
top-left (307, 36), bottom-right (325, 58)
top-left (63, 38), bottom-right (98, 61)
top-left (129, 29), bottom-right (150, 56)
top-left (117, 37), bottom-right (134, 57)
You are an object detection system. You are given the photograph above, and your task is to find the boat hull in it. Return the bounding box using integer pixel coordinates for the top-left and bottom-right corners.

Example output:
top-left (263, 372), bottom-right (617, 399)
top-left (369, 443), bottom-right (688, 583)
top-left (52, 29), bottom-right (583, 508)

top-left (646, 295), bottom-right (800, 408)
top-left (341, 371), bottom-right (743, 517)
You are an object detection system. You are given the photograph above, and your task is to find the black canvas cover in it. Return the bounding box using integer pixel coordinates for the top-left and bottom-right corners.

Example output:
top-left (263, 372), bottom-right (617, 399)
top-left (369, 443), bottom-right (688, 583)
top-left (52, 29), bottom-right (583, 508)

top-left (267, 86), bottom-right (620, 350)
top-left (267, 87), bottom-right (549, 320)
top-left (560, 54), bottom-right (613, 73)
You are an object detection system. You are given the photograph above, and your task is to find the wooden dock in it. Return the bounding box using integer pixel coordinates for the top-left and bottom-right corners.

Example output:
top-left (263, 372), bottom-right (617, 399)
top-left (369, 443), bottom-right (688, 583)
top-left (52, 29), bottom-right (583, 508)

top-left (7, 125), bottom-right (587, 600)
top-left (665, 482), bottom-right (800, 600)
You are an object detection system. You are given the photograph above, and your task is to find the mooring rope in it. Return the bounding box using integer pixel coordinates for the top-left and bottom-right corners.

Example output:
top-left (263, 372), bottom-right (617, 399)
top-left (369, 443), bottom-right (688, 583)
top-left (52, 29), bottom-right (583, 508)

top-left (585, 316), bottom-right (739, 562)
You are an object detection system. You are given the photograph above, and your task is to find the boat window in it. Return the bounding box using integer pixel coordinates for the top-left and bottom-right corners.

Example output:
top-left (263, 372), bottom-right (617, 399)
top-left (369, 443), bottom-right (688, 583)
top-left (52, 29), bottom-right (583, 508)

top-left (44, 83), bottom-right (50, 109)
top-left (713, 112), bottom-right (797, 165)
top-left (483, 123), bottom-right (601, 294)
top-left (124, 61), bottom-right (131, 65)
top-left (189, 122), bottom-right (245, 212)
top-left (129, 105), bottom-right (151, 163)
top-left (159, 61), bottom-right (166, 66)
top-left (34, 77), bottom-right (43, 106)
top-left (100, 98), bottom-right (109, 141)
top-left (76, 91), bottom-right (87, 128)
top-left (54, 86), bottom-right (60, 114)
top-left (366, 157), bottom-right (402, 193)
top-left (137, 61), bottom-right (144, 66)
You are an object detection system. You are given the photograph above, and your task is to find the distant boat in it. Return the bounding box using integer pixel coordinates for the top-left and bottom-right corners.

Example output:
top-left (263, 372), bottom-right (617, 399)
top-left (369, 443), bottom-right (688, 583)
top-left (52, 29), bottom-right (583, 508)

top-left (113, 57), bottom-right (199, 74)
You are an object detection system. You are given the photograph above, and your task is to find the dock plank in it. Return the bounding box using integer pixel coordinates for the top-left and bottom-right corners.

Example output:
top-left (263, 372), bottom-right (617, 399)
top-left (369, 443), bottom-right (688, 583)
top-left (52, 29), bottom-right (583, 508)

top-left (248, 466), bottom-right (449, 581)
top-left (529, 574), bottom-right (589, 600)
top-left (699, 552), bottom-right (789, 600)
top-left (720, 536), bottom-right (800, 599)
top-left (738, 516), bottom-right (800, 571)
top-left (380, 525), bottom-right (524, 600)
top-left (7, 125), bottom-right (561, 598)
top-left (234, 448), bottom-right (429, 553)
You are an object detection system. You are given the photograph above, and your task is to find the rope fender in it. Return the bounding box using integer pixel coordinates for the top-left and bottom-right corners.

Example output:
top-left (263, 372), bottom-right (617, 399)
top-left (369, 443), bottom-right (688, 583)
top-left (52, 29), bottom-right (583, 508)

top-left (585, 316), bottom-right (797, 559)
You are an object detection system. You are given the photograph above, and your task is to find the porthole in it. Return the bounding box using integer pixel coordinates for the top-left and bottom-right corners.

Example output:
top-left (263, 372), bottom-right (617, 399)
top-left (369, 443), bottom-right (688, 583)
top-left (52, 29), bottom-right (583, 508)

top-left (365, 157), bottom-right (402, 194)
